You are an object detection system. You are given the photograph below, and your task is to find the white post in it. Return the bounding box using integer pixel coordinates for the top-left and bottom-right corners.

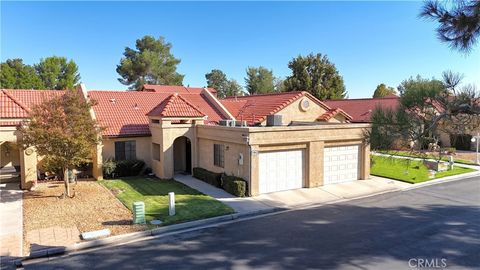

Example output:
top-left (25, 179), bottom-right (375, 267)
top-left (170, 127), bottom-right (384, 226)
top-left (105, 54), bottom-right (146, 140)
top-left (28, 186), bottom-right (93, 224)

top-left (168, 192), bottom-right (175, 216)
top-left (472, 133), bottom-right (479, 165)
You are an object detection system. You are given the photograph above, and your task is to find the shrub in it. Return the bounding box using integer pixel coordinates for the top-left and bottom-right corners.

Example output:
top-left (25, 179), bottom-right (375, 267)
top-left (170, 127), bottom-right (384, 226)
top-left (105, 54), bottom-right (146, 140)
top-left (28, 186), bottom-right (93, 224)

top-left (103, 159), bottom-right (145, 178)
top-left (193, 167), bottom-right (222, 187)
top-left (115, 159), bottom-right (145, 177)
top-left (222, 175), bottom-right (247, 197)
top-left (103, 159), bottom-right (117, 179)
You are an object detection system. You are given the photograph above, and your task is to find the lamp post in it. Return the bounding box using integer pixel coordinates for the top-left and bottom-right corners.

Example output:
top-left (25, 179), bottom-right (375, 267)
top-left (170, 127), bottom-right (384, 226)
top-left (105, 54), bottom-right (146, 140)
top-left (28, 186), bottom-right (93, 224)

top-left (471, 133), bottom-right (480, 165)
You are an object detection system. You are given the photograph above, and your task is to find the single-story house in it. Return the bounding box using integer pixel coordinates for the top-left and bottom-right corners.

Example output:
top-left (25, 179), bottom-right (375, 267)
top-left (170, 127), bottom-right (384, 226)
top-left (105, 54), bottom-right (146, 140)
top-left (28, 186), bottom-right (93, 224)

top-left (1, 85), bottom-right (371, 196)
top-left (88, 86), bottom-right (370, 196)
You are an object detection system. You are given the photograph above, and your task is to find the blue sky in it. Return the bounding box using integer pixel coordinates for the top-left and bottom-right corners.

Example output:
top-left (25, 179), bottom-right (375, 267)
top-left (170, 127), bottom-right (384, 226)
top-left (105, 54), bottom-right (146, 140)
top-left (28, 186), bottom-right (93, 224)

top-left (1, 1), bottom-right (479, 98)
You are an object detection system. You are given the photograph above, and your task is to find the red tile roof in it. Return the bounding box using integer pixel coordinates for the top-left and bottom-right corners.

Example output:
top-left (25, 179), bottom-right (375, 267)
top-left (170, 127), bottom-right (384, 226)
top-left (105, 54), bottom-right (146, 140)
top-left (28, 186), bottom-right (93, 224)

top-left (221, 91), bottom-right (331, 125)
top-left (317, 108), bottom-right (352, 122)
top-left (89, 90), bottom-right (227, 137)
top-left (323, 96), bottom-right (400, 123)
top-left (142, 84), bottom-right (217, 94)
top-left (147, 93), bottom-right (206, 118)
top-left (1, 89), bottom-right (65, 119)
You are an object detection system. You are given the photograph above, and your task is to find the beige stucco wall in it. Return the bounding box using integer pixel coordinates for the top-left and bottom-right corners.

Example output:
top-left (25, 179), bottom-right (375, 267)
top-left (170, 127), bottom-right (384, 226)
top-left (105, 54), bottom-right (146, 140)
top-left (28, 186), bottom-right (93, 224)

top-left (258, 96), bottom-right (328, 126)
top-left (196, 127), bottom-right (250, 180)
top-left (149, 118), bottom-right (203, 179)
top-left (102, 136), bottom-right (153, 168)
top-left (197, 124), bottom-right (371, 196)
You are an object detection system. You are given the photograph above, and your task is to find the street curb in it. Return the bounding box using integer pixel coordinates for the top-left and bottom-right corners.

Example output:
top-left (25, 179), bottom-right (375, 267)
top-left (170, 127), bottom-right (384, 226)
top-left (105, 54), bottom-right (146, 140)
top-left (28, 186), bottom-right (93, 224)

top-left (15, 170), bottom-right (479, 267)
top-left (16, 207), bottom-right (281, 266)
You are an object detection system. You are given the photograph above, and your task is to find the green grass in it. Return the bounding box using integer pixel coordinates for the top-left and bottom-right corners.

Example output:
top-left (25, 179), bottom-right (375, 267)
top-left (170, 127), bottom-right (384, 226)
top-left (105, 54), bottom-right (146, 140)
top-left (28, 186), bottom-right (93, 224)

top-left (100, 177), bottom-right (234, 225)
top-left (377, 150), bottom-right (475, 165)
top-left (371, 156), bottom-right (475, 184)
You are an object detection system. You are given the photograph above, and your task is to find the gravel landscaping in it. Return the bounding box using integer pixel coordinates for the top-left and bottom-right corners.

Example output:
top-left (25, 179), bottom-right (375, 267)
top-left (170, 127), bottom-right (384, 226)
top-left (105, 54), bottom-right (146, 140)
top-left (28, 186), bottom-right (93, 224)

top-left (23, 180), bottom-right (147, 254)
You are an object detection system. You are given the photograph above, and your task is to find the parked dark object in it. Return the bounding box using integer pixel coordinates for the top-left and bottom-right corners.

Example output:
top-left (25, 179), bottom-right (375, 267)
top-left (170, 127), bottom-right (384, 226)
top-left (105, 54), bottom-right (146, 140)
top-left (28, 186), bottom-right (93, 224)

top-left (192, 167), bottom-right (222, 188)
top-left (221, 175), bottom-right (247, 197)
top-left (450, 134), bottom-right (472, 151)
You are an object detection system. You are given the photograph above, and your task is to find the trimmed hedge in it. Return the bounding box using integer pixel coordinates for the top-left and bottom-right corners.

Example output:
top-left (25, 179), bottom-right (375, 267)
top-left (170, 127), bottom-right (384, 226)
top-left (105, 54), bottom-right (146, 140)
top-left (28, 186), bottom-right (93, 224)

top-left (221, 175), bottom-right (247, 197)
top-left (103, 159), bottom-right (146, 179)
top-left (192, 167), bottom-right (222, 188)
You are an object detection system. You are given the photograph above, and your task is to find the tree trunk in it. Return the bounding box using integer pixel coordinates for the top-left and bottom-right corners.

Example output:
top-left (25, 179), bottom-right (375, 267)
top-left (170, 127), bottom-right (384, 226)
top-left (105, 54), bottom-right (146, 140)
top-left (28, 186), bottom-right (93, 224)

top-left (64, 168), bottom-right (71, 198)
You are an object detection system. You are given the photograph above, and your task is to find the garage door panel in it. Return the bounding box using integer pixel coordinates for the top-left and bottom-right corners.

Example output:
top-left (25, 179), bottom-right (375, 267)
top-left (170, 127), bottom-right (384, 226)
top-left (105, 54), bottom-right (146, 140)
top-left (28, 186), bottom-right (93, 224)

top-left (259, 149), bottom-right (304, 194)
top-left (324, 145), bottom-right (360, 185)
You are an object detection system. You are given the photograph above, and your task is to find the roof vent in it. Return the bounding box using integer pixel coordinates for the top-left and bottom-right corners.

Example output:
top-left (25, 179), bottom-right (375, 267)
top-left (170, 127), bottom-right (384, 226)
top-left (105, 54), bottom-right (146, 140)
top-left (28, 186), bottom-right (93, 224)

top-left (109, 98), bottom-right (116, 104)
top-left (266, 114), bottom-right (282, 127)
top-left (133, 103), bottom-right (139, 110)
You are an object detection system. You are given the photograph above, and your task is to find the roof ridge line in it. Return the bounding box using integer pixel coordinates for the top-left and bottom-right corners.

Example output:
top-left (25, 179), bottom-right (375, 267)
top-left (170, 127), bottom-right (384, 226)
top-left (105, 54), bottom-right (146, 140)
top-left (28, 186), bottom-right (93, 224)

top-left (174, 93), bottom-right (207, 116)
top-left (1, 89), bottom-right (31, 113)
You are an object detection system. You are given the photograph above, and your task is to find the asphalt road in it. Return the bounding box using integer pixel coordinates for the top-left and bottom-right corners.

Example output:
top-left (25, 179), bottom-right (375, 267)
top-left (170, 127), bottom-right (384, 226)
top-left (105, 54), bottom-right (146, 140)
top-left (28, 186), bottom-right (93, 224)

top-left (23, 177), bottom-right (480, 270)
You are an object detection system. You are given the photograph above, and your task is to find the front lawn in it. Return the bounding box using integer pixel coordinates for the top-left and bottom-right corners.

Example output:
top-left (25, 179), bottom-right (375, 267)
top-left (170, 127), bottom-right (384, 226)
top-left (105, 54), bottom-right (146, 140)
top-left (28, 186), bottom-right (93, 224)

top-left (377, 150), bottom-right (475, 165)
top-left (100, 177), bottom-right (234, 225)
top-left (371, 156), bottom-right (475, 184)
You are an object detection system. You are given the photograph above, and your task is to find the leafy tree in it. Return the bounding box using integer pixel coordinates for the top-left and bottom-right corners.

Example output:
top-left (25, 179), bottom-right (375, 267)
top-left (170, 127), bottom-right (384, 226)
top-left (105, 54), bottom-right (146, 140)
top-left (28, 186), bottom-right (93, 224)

top-left (117, 35), bottom-right (184, 90)
top-left (245, 66), bottom-right (275, 95)
top-left (373, 83), bottom-right (396, 98)
top-left (368, 72), bottom-right (480, 157)
top-left (284, 53), bottom-right (347, 100)
top-left (420, 0), bottom-right (480, 52)
top-left (205, 69), bottom-right (229, 98)
top-left (18, 90), bottom-right (101, 198)
top-left (35, 56), bottom-right (80, 90)
top-left (0, 59), bottom-right (45, 89)
top-left (273, 77), bottom-right (286, 93)
top-left (225, 79), bottom-right (244, 97)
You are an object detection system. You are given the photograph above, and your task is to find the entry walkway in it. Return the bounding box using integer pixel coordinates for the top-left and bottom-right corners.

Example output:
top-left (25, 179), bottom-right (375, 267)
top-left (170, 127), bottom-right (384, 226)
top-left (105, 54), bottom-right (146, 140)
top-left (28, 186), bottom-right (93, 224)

top-left (0, 182), bottom-right (23, 262)
top-left (174, 174), bottom-right (273, 214)
top-left (174, 174), bottom-right (411, 214)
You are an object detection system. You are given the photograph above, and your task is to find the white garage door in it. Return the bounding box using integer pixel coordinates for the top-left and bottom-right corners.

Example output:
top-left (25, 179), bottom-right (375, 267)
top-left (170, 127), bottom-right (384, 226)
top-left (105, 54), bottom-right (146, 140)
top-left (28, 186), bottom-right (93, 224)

top-left (259, 149), bottom-right (305, 194)
top-left (324, 145), bottom-right (360, 185)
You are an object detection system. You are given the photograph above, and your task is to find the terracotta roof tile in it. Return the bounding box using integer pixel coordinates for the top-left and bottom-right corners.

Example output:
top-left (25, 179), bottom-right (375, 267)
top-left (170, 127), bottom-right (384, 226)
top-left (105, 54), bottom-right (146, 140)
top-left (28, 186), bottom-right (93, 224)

top-left (323, 96), bottom-right (400, 123)
top-left (147, 93), bottom-right (206, 118)
top-left (221, 91), bottom-right (331, 125)
top-left (317, 108), bottom-right (352, 122)
top-left (0, 89), bottom-right (65, 120)
top-left (89, 90), bottom-right (227, 137)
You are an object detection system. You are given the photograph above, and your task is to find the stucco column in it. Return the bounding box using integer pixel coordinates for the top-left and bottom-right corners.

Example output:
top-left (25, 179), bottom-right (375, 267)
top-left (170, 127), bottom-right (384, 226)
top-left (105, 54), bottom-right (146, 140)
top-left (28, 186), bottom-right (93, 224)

top-left (19, 147), bottom-right (37, 190)
top-left (249, 145), bottom-right (260, 196)
top-left (306, 141), bottom-right (324, 187)
top-left (361, 143), bottom-right (371, 180)
top-left (92, 143), bottom-right (103, 180)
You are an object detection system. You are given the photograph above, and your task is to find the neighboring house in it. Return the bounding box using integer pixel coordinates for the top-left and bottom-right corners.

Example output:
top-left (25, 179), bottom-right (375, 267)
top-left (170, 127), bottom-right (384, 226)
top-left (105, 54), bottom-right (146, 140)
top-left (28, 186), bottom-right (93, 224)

top-left (324, 95), bottom-right (479, 150)
top-left (0, 89), bottom-right (66, 188)
top-left (1, 86), bottom-right (371, 196)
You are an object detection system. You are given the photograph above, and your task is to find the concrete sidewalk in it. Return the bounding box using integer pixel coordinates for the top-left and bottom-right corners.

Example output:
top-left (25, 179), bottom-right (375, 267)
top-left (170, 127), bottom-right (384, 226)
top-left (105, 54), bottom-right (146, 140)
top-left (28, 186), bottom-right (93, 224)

top-left (0, 183), bottom-right (23, 262)
top-left (174, 174), bottom-right (273, 214)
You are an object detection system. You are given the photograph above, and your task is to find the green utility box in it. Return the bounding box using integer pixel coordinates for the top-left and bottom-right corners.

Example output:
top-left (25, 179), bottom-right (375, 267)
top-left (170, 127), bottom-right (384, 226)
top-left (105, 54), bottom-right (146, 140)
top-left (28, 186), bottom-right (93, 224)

top-left (133, 201), bottom-right (146, 224)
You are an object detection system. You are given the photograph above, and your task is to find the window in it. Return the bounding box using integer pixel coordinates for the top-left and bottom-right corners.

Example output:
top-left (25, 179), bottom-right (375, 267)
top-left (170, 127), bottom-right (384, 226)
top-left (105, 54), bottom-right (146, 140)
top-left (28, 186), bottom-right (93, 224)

top-left (214, 144), bottom-right (225, 168)
top-left (152, 143), bottom-right (160, 161)
top-left (151, 119), bottom-right (160, 124)
top-left (115, 141), bottom-right (136, 160)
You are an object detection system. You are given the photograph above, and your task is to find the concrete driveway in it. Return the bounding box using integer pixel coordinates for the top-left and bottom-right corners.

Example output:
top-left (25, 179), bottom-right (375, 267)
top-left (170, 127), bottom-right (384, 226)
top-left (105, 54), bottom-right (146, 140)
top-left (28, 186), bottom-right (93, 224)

top-left (0, 183), bottom-right (23, 262)
top-left (175, 174), bottom-right (411, 213)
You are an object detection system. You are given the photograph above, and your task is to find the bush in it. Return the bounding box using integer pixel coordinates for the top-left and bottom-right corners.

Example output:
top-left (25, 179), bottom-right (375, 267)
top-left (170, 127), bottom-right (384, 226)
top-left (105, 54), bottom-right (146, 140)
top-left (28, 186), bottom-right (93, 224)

top-left (115, 159), bottom-right (145, 177)
top-left (222, 175), bottom-right (247, 197)
top-left (102, 159), bottom-right (145, 178)
top-left (102, 159), bottom-right (117, 179)
top-left (192, 167), bottom-right (222, 187)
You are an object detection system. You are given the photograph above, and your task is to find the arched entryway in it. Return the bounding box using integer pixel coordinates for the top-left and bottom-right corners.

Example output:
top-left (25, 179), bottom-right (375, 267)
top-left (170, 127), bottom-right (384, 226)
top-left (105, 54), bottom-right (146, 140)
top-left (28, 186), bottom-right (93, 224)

top-left (173, 136), bottom-right (192, 174)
